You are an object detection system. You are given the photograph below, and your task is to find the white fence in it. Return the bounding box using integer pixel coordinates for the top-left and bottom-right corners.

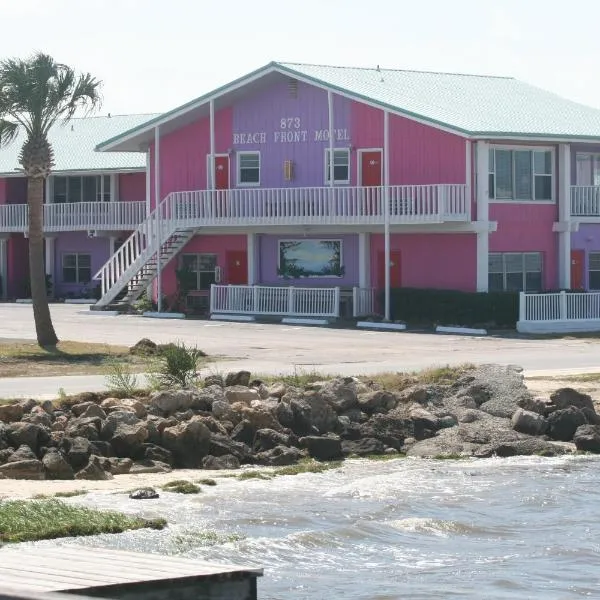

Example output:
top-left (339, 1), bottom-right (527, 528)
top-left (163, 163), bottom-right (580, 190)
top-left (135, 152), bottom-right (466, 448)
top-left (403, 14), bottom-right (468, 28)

top-left (517, 291), bottom-right (600, 333)
top-left (571, 186), bottom-right (600, 217)
top-left (353, 287), bottom-right (376, 317)
top-left (210, 284), bottom-right (341, 318)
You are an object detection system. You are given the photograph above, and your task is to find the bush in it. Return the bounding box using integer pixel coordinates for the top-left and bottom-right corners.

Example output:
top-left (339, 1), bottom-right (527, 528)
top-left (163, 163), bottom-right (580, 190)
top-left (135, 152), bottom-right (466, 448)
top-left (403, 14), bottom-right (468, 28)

top-left (380, 288), bottom-right (519, 329)
top-left (149, 341), bottom-right (206, 388)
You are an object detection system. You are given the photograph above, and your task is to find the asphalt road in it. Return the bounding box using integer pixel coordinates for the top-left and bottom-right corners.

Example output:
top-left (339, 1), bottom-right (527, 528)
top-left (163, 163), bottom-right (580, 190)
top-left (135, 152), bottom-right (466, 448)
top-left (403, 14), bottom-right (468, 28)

top-left (1, 303), bottom-right (599, 399)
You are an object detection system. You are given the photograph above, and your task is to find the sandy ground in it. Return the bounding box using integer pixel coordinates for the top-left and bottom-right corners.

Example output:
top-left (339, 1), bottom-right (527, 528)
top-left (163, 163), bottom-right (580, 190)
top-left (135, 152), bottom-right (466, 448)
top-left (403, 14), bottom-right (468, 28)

top-left (0, 375), bottom-right (598, 500)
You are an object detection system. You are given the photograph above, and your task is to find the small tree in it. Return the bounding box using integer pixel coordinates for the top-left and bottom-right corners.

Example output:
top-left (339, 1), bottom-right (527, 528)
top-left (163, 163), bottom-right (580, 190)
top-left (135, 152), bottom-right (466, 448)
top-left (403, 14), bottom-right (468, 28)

top-left (0, 53), bottom-right (101, 346)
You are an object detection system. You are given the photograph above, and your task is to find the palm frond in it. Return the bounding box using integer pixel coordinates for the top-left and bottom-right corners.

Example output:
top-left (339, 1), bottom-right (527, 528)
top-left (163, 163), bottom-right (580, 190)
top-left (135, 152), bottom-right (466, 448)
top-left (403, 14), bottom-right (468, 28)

top-left (0, 119), bottom-right (19, 147)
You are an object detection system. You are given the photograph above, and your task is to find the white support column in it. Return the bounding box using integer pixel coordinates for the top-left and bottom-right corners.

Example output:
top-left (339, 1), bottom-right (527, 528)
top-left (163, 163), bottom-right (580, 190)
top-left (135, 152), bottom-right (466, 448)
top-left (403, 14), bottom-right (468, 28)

top-left (383, 110), bottom-right (391, 321)
top-left (358, 232), bottom-right (370, 288)
top-left (247, 233), bottom-right (256, 284)
top-left (145, 150), bottom-right (151, 217)
top-left (45, 177), bottom-right (51, 205)
top-left (0, 238), bottom-right (7, 300)
top-left (558, 143), bottom-right (572, 289)
top-left (154, 125), bottom-right (163, 313)
top-left (209, 99), bottom-right (216, 190)
top-left (465, 140), bottom-right (472, 219)
top-left (327, 90), bottom-right (334, 188)
top-left (475, 141), bottom-right (490, 292)
top-left (45, 236), bottom-right (55, 298)
top-left (110, 173), bottom-right (118, 202)
top-left (109, 235), bottom-right (117, 255)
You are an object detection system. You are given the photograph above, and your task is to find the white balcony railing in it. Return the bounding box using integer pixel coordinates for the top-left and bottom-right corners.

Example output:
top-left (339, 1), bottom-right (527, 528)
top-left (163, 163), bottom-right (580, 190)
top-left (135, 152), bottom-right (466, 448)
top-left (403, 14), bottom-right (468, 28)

top-left (210, 284), bottom-right (341, 318)
top-left (352, 287), bottom-right (376, 317)
top-left (168, 184), bottom-right (470, 226)
top-left (0, 201), bottom-right (146, 233)
top-left (571, 186), bottom-right (600, 216)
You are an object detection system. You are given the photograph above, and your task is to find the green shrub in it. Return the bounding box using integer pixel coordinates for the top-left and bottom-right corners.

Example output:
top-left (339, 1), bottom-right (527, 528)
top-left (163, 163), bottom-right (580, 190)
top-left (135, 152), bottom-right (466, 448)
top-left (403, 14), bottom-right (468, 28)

top-left (105, 359), bottom-right (139, 395)
top-left (149, 341), bottom-right (206, 388)
top-left (380, 288), bottom-right (519, 329)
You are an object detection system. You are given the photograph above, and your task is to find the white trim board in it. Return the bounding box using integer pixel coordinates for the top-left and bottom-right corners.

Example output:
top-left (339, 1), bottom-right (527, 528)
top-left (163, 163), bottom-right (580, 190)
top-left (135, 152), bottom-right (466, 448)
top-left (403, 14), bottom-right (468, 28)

top-left (142, 311), bottom-right (186, 319)
top-left (281, 317), bottom-right (329, 326)
top-left (211, 314), bottom-right (256, 322)
top-left (435, 325), bottom-right (488, 336)
top-left (356, 148), bottom-right (383, 186)
top-left (357, 321), bottom-right (407, 331)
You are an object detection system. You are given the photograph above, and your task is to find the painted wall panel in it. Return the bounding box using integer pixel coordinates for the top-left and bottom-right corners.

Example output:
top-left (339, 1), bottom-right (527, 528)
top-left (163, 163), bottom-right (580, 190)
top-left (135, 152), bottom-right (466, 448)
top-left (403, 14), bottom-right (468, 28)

top-left (7, 234), bottom-right (28, 297)
top-left (370, 233), bottom-right (476, 291)
top-left (571, 143), bottom-right (600, 184)
top-left (0, 179), bottom-right (6, 205)
top-left (256, 234), bottom-right (358, 286)
top-left (119, 172), bottom-right (146, 202)
top-left (6, 178), bottom-right (27, 204)
top-left (571, 224), bottom-right (600, 289)
top-left (489, 204), bottom-right (557, 290)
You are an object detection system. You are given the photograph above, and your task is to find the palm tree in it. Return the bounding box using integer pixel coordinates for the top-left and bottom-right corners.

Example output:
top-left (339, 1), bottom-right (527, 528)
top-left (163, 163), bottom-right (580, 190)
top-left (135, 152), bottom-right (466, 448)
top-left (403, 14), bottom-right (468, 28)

top-left (0, 53), bottom-right (102, 347)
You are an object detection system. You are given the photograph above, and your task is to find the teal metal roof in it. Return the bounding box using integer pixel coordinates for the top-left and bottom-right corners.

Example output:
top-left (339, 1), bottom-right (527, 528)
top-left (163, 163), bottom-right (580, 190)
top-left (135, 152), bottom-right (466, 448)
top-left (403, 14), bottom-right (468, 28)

top-left (0, 113), bottom-right (159, 175)
top-left (277, 62), bottom-right (600, 138)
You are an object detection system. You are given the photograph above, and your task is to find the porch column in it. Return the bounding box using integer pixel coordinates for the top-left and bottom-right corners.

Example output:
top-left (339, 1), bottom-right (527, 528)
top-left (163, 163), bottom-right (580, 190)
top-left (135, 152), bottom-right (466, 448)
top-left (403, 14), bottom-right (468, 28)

top-left (557, 143), bottom-right (572, 289)
top-left (383, 110), bottom-right (391, 321)
top-left (0, 238), bottom-right (7, 299)
top-left (110, 173), bottom-right (118, 202)
top-left (209, 99), bottom-right (216, 190)
top-left (154, 125), bottom-right (163, 313)
top-left (45, 236), bottom-right (55, 298)
top-left (109, 235), bottom-right (117, 255)
top-left (358, 232), bottom-right (370, 288)
top-left (475, 141), bottom-right (490, 292)
top-left (145, 150), bottom-right (151, 216)
top-left (247, 233), bottom-right (256, 284)
top-left (327, 90), bottom-right (335, 188)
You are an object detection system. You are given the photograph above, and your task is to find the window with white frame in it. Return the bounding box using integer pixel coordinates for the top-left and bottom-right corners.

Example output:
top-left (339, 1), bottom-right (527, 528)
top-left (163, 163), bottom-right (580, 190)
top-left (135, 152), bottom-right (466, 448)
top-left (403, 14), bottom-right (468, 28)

top-left (488, 148), bottom-right (553, 201)
top-left (325, 148), bottom-right (350, 184)
top-left (53, 175), bottom-right (111, 203)
top-left (575, 153), bottom-right (600, 186)
top-left (488, 252), bottom-right (543, 292)
top-left (62, 253), bottom-right (91, 284)
top-left (180, 254), bottom-right (217, 291)
top-left (237, 152), bottom-right (260, 185)
top-left (589, 253), bottom-right (600, 290)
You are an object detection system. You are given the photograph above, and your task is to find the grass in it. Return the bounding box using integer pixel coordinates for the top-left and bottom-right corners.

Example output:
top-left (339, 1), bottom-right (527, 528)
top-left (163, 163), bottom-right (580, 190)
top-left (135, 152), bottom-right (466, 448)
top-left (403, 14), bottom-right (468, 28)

top-left (162, 480), bottom-right (202, 494)
top-left (196, 478), bottom-right (217, 486)
top-left (32, 490), bottom-right (88, 499)
top-left (0, 499), bottom-right (166, 543)
top-left (348, 453), bottom-right (406, 461)
top-left (237, 460), bottom-right (342, 481)
top-left (170, 530), bottom-right (245, 551)
top-left (527, 372), bottom-right (600, 383)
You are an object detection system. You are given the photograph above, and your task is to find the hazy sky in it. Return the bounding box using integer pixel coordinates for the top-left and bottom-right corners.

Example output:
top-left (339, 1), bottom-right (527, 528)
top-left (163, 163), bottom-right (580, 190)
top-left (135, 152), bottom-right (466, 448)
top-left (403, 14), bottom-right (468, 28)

top-left (3, 0), bottom-right (599, 116)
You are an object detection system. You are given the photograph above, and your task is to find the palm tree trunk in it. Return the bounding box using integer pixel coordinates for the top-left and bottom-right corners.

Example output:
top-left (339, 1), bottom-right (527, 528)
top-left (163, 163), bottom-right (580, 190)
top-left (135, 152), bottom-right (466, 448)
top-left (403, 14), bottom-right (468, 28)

top-left (28, 176), bottom-right (58, 347)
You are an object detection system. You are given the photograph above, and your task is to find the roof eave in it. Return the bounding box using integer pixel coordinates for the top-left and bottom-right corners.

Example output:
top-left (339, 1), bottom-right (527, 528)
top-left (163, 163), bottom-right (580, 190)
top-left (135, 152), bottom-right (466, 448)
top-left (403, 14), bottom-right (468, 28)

top-left (474, 132), bottom-right (600, 143)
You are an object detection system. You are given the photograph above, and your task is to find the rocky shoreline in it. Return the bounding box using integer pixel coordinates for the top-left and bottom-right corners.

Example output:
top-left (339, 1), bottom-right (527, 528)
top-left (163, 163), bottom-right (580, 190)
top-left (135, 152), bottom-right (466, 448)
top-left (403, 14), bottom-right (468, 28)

top-left (0, 364), bottom-right (599, 481)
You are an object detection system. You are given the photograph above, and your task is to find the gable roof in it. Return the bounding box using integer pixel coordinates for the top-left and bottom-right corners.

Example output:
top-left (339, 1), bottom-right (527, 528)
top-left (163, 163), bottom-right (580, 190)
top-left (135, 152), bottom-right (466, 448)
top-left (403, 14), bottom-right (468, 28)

top-left (96, 61), bottom-right (600, 152)
top-left (0, 113), bottom-right (159, 176)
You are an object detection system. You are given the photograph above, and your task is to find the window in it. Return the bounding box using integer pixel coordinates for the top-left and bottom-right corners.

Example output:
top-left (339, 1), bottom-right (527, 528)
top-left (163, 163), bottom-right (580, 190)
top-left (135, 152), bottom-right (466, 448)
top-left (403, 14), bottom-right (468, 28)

top-left (238, 152), bottom-right (260, 185)
top-left (576, 153), bottom-right (600, 186)
top-left (488, 252), bottom-right (542, 292)
top-left (589, 253), bottom-right (600, 290)
top-left (488, 148), bottom-right (553, 201)
top-left (278, 240), bottom-right (343, 278)
top-left (62, 253), bottom-right (91, 284)
top-left (53, 175), bottom-right (111, 203)
top-left (325, 149), bottom-right (350, 184)
top-left (180, 254), bottom-right (217, 290)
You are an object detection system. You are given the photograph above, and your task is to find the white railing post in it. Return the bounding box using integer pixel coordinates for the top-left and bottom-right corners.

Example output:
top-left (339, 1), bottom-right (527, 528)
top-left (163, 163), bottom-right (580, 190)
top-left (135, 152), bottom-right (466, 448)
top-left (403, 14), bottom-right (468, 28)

top-left (210, 284), bottom-right (216, 314)
top-left (334, 286), bottom-right (341, 317)
top-left (519, 291), bottom-right (527, 322)
top-left (288, 286), bottom-right (295, 316)
top-left (352, 287), bottom-right (358, 318)
top-left (559, 290), bottom-right (567, 321)
top-left (252, 285), bottom-right (258, 313)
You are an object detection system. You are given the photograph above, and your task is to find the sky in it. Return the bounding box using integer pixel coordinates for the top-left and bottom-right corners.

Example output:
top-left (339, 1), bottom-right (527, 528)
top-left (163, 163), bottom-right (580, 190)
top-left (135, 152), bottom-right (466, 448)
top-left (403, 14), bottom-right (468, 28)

top-left (2, 0), bottom-right (600, 116)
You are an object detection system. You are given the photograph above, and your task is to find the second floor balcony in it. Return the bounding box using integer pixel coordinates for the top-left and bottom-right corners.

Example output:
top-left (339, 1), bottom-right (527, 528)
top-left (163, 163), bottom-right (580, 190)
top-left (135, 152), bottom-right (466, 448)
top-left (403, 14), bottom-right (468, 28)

top-left (571, 186), bottom-right (600, 217)
top-left (0, 201), bottom-right (146, 233)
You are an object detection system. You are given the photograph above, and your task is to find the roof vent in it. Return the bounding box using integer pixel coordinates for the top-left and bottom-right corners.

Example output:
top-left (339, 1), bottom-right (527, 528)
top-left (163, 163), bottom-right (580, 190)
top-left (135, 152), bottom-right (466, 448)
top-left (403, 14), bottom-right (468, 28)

top-left (288, 78), bottom-right (298, 98)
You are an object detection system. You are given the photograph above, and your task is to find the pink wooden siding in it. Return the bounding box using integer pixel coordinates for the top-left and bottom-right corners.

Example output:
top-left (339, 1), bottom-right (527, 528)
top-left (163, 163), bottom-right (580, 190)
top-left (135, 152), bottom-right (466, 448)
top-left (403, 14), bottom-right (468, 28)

top-left (7, 234), bottom-right (28, 297)
top-left (370, 233), bottom-right (476, 291)
top-left (0, 179), bottom-right (6, 205)
top-left (118, 172), bottom-right (146, 203)
top-left (489, 204), bottom-right (558, 290)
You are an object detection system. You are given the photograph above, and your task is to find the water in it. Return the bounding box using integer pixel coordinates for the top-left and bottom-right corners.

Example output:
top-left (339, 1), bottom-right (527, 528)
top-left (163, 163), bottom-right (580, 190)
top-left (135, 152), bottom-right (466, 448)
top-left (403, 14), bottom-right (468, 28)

top-left (24, 456), bottom-right (600, 599)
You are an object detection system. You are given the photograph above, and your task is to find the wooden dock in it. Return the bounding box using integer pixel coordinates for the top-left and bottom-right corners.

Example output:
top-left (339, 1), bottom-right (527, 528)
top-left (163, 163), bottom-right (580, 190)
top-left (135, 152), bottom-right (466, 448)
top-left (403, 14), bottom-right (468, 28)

top-left (0, 546), bottom-right (263, 600)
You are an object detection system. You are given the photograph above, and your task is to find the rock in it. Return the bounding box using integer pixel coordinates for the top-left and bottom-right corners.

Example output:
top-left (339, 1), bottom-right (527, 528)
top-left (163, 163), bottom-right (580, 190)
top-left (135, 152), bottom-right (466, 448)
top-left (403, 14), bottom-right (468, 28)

top-left (0, 459), bottom-right (45, 479)
top-left (109, 457), bottom-right (133, 475)
top-left (358, 411), bottom-right (414, 450)
top-left (255, 445), bottom-right (304, 466)
top-left (204, 374), bottom-right (225, 388)
top-left (573, 424), bottom-right (600, 453)
top-left (517, 396), bottom-right (554, 416)
top-left (458, 410), bottom-right (482, 423)
top-left (62, 436), bottom-right (92, 470)
top-left (142, 443), bottom-right (174, 466)
top-left (129, 338), bottom-right (158, 356)
top-left (0, 448), bottom-right (12, 464)
top-left (341, 437), bottom-right (385, 456)
top-left (40, 400), bottom-right (55, 414)
top-left (314, 378), bottom-right (359, 412)
top-left (224, 386), bottom-right (259, 406)
top-left (191, 386), bottom-right (225, 411)
top-left (300, 435), bottom-right (343, 461)
top-left (6, 422), bottom-right (46, 453)
top-left (202, 454), bottom-right (241, 469)
top-left (195, 416), bottom-right (228, 435)
top-left (439, 415), bottom-right (458, 428)
top-left (101, 411), bottom-right (148, 457)
top-left (480, 396), bottom-right (521, 418)
top-left (303, 393), bottom-right (338, 434)
top-left (254, 428), bottom-right (290, 452)
top-left (7, 444), bottom-right (38, 462)
top-left (109, 398), bottom-right (148, 419)
top-left (547, 407), bottom-right (588, 441)
top-left (484, 437), bottom-right (572, 458)
top-left (80, 404), bottom-right (107, 420)
top-left (42, 448), bottom-right (74, 479)
top-left (149, 390), bottom-right (196, 415)
top-left (19, 398), bottom-right (38, 414)
top-left (71, 402), bottom-right (96, 417)
top-left (25, 406), bottom-right (53, 428)
top-left (231, 420), bottom-right (255, 446)
top-left (225, 370), bottom-right (251, 387)
top-left (212, 401), bottom-right (237, 422)
top-left (267, 382), bottom-right (287, 399)
top-left (65, 417), bottom-right (102, 440)
top-left (511, 408), bottom-right (548, 436)
top-left (237, 406), bottom-right (282, 432)
top-left (409, 406), bottom-right (440, 438)
top-left (52, 415), bottom-right (68, 432)
top-left (174, 409), bottom-right (194, 422)
top-left (75, 456), bottom-right (113, 480)
top-left (394, 385), bottom-right (429, 405)
top-left (129, 487), bottom-right (159, 499)
top-left (129, 459), bottom-right (171, 474)
top-left (161, 417), bottom-right (211, 468)
top-left (549, 388), bottom-right (599, 423)
top-left (89, 440), bottom-right (113, 457)
top-left (208, 434), bottom-right (253, 463)
top-left (358, 390), bottom-right (397, 414)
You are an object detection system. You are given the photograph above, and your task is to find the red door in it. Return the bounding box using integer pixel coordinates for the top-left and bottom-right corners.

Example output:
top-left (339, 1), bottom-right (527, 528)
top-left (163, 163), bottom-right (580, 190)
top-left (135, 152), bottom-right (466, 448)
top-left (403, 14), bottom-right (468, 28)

top-left (226, 251), bottom-right (248, 285)
top-left (214, 156), bottom-right (230, 190)
top-left (361, 150), bottom-right (382, 215)
top-left (571, 250), bottom-right (585, 290)
top-left (377, 250), bottom-right (402, 289)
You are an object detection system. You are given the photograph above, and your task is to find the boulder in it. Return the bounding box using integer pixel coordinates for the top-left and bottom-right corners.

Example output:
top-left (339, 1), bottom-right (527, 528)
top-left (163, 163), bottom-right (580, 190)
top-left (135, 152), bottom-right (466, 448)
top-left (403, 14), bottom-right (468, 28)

top-left (61, 436), bottom-right (93, 470)
top-left (303, 393), bottom-right (338, 434)
top-left (40, 400), bottom-right (55, 415)
top-left (209, 433), bottom-right (253, 463)
top-left (89, 440), bottom-right (113, 457)
top-left (129, 487), bottom-right (159, 499)
top-left (25, 407), bottom-right (53, 428)
top-left (149, 390), bottom-right (195, 415)
top-left (358, 410), bottom-right (414, 450)
top-left (237, 406), bottom-right (282, 432)
top-left (191, 385), bottom-right (225, 411)
top-left (101, 411), bottom-right (148, 457)
top-left (511, 408), bottom-right (548, 436)
top-left (76, 456), bottom-right (113, 480)
top-left (6, 422), bottom-right (46, 453)
top-left (142, 443), bottom-right (174, 466)
top-left (0, 459), bottom-right (45, 479)
top-left (109, 457), bottom-right (133, 475)
top-left (71, 402), bottom-right (96, 417)
top-left (65, 417), bottom-right (102, 440)
top-left (7, 444), bottom-right (38, 462)
top-left (231, 420), bottom-right (255, 446)
top-left (52, 415), bottom-right (68, 432)
top-left (358, 390), bottom-right (397, 414)
top-left (224, 386), bottom-right (260, 406)
top-left (341, 437), bottom-right (385, 456)
top-left (547, 407), bottom-right (588, 442)
top-left (195, 416), bottom-right (228, 435)
top-left (573, 424), bottom-right (600, 453)
top-left (479, 395), bottom-right (521, 418)
top-left (19, 398), bottom-right (38, 414)
top-left (300, 435), bottom-right (343, 461)
top-left (314, 378), bottom-right (360, 412)
top-left (202, 454), bottom-right (241, 470)
top-left (517, 396), bottom-right (554, 416)
top-left (266, 382), bottom-right (287, 399)
top-left (394, 385), bottom-right (429, 406)
top-left (129, 459), bottom-right (171, 474)
top-left (161, 417), bottom-right (211, 468)
top-left (409, 406), bottom-right (440, 438)
top-left (42, 448), bottom-right (74, 479)
top-left (224, 370), bottom-right (251, 387)
top-left (81, 404), bottom-right (107, 420)
top-left (254, 428), bottom-right (291, 452)
top-left (254, 445), bottom-right (304, 466)
top-left (204, 374), bottom-right (225, 388)
top-left (212, 401), bottom-right (237, 422)
top-left (482, 437), bottom-right (572, 458)
top-left (549, 388), bottom-right (599, 423)
top-left (129, 338), bottom-right (158, 356)
top-left (108, 398), bottom-right (148, 419)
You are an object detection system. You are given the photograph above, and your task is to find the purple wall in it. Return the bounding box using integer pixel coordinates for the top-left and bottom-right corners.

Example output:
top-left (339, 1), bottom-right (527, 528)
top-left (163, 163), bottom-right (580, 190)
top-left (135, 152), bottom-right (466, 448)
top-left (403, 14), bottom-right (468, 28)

top-left (256, 233), bottom-right (358, 286)
top-left (6, 178), bottom-right (27, 204)
top-left (572, 224), bottom-right (600, 289)
top-left (53, 232), bottom-right (110, 296)
top-left (232, 78), bottom-right (351, 188)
